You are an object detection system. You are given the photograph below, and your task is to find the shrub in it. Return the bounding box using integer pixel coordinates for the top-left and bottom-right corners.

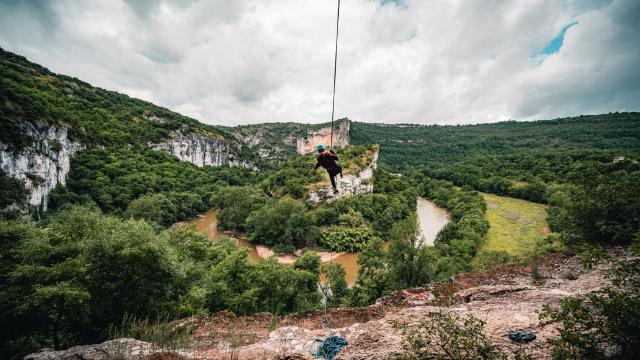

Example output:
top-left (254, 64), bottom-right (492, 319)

top-left (337, 209), bottom-right (366, 227)
top-left (394, 311), bottom-right (505, 360)
top-left (320, 225), bottom-right (378, 252)
top-left (531, 264), bottom-right (545, 285)
top-left (321, 263), bottom-right (349, 305)
top-left (539, 257), bottom-right (640, 359)
top-left (272, 243), bottom-right (296, 255)
top-left (211, 186), bottom-right (268, 232)
top-left (245, 198), bottom-right (317, 248)
top-left (474, 250), bottom-right (511, 270)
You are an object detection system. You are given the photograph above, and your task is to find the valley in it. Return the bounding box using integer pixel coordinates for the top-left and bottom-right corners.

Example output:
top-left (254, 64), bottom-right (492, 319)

top-left (1, 47), bottom-right (639, 360)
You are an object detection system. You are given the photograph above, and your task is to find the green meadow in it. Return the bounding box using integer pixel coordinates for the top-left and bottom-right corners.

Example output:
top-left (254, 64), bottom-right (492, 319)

top-left (477, 193), bottom-right (549, 259)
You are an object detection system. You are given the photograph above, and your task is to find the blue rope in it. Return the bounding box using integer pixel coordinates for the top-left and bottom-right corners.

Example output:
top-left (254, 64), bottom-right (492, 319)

top-left (308, 335), bottom-right (348, 360)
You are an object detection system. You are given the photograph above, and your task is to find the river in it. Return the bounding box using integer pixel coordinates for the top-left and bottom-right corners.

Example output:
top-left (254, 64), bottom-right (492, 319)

top-left (182, 198), bottom-right (449, 286)
top-left (416, 197), bottom-right (451, 246)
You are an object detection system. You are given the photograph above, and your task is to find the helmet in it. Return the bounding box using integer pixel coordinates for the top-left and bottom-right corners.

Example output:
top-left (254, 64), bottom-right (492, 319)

top-left (316, 144), bottom-right (325, 151)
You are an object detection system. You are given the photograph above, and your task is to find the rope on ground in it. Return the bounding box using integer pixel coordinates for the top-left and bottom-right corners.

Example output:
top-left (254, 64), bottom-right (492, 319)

top-left (307, 335), bottom-right (348, 360)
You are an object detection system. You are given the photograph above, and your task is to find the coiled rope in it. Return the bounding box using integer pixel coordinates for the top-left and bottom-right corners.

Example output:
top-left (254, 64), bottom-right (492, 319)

top-left (307, 335), bottom-right (349, 360)
top-left (329, 0), bottom-right (340, 148)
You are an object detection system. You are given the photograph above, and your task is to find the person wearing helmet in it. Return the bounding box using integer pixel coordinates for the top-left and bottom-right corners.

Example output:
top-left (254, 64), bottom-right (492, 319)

top-left (313, 144), bottom-right (342, 194)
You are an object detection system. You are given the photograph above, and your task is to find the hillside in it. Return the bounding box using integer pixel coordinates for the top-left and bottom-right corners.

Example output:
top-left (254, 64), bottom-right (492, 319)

top-left (0, 48), bottom-right (350, 213)
top-left (351, 114), bottom-right (640, 169)
top-left (351, 114), bottom-right (640, 203)
top-left (0, 48), bottom-right (227, 150)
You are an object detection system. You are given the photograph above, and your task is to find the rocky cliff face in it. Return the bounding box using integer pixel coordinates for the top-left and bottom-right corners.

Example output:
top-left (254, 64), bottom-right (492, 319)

top-left (0, 123), bottom-right (83, 211)
top-left (296, 121), bottom-right (350, 155)
top-left (150, 132), bottom-right (230, 167)
top-left (150, 131), bottom-right (255, 169)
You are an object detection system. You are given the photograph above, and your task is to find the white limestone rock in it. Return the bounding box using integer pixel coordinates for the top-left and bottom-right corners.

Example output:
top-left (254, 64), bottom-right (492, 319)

top-left (296, 121), bottom-right (350, 155)
top-left (0, 123), bottom-right (83, 211)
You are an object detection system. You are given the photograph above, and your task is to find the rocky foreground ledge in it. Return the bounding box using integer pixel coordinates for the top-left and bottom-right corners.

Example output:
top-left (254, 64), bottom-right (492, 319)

top-left (26, 251), bottom-right (622, 360)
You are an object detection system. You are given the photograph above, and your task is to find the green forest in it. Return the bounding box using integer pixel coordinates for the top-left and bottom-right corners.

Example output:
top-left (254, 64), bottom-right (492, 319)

top-left (1, 47), bottom-right (639, 359)
top-left (351, 114), bottom-right (640, 202)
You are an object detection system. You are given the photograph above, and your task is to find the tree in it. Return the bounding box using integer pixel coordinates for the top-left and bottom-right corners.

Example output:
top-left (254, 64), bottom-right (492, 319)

top-left (211, 186), bottom-right (268, 232)
top-left (322, 262), bottom-right (349, 305)
top-left (351, 238), bottom-right (390, 306)
top-left (560, 171), bottom-right (640, 245)
top-left (0, 169), bottom-right (27, 210)
top-left (123, 193), bottom-right (176, 226)
top-left (294, 251), bottom-right (322, 277)
top-left (0, 206), bottom-right (196, 358)
top-left (388, 214), bottom-right (437, 289)
top-left (245, 198), bottom-right (317, 249)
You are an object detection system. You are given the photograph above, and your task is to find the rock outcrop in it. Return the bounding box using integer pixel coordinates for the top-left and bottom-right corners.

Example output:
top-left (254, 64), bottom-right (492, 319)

top-left (0, 123), bottom-right (83, 211)
top-left (337, 147), bottom-right (378, 196)
top-left (150, 132), bottom-right (231, 167)
top-left (150, 131), bottom-right (256, 169)
top-left (24, 338), bottom-right (158, 360)
top-left (296, 121), bottom-right (350, 155)
top-left (309, 146), bottom-right (378, 202)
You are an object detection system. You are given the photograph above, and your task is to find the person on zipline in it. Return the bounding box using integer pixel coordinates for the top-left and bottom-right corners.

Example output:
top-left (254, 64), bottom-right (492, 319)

top-left (313, 144), bottom-right (342, 194)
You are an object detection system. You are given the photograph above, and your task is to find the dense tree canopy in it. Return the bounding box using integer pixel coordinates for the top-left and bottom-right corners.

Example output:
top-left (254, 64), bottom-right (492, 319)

top-left (0, 206), bottom-right (323, 359)
top-left (351, 113), bottom-right (640, 204)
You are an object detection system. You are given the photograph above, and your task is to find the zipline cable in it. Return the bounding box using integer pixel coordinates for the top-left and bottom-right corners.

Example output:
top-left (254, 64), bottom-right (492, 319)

top-left (330, 0), bottom-right (340, 148)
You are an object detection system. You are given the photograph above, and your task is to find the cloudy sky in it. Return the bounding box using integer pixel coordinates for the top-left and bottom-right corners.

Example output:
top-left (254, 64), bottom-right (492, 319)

top-left (1, 0), bottom-right (639, 126)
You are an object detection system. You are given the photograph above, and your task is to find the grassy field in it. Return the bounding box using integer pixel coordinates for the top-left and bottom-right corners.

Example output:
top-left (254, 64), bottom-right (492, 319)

top-left (477, 193), bottom-right (549, 259)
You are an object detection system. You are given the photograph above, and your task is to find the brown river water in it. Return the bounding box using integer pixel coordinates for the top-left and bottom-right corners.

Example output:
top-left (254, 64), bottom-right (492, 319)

top-left (182, 198), bottom-right (449, 286)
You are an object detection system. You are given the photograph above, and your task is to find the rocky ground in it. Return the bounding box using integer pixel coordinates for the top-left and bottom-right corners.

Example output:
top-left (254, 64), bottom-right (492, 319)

top-left (26, 251), bottom-right (623, 360)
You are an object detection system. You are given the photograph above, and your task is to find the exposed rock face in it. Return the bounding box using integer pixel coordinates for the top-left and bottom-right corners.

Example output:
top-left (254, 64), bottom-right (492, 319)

top-left (150, 132), bottom-right (231, 167)
top-left (0, 123), bottom-right (83, 211)
top-left (338, 147), bottom-right (378, 197)
top-left (150, 132), bottom-right (256, 169)
top-left (296, 121), bottom-right (350, 155)
top-left (309, 147), bottom-right (378, 203)
top-left (23, 338), bottom-right (159, 360)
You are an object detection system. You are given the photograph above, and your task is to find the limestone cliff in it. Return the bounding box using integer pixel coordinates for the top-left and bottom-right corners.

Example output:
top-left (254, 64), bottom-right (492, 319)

top-left (149, 130), bottom-right (257, 169)
top-left (0, 123), bottom-right (83, 211)
top-left (149, 132), bottom-right (230, 167)
top-left (296, 120), bottom-right (350, 155)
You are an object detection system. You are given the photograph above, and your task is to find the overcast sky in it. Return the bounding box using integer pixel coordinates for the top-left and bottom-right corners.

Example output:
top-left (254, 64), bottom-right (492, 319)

top-left (1, 0), bottom-right (639, 126)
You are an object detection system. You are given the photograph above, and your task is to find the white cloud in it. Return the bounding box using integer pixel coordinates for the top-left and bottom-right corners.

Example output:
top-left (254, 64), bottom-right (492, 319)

top-left (0, 0), bottom-right (638, 125)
